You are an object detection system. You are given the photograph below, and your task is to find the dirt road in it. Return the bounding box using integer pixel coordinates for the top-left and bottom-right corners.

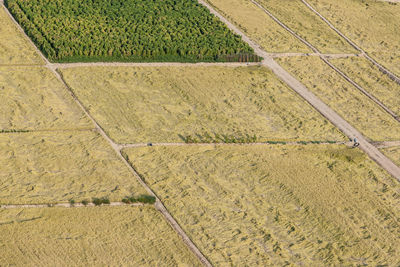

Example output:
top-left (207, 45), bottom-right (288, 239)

top-left (300, 0), bottom-right (400, 85)
top-left (200, 0), bottom-right (400, 180)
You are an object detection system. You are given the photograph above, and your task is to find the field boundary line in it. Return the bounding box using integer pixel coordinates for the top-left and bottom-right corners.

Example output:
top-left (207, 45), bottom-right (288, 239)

top-left (0, 202), bottom-right (144, 209)
top-left (0, 128), bottom-right (96, 134)
top-left (250, 0), bottom-right (400, 123)
top-left (53, 62), bottom-right (260, 68)
top-left (56, 70), bottom-right (213, 267)
top-left (200, 0), bottom-right (400, 179)
top-left (267, 53), bottom-right (361, 58)
top-left (119, 141), bottom-right (351, 149)
top-left (373, 141), bottom-right (400, 149)
top-left (300, 0), bottom-right (400, 85)
top-left (322, 58), bottom-right (400, 122)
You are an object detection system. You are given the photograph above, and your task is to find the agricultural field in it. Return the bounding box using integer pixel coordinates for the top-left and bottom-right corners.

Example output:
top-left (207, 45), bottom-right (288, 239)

top-left (5, 0), bottom-right (257, 63)
top-left (0, 66), bottom-right (92, 131)
top-left (0, 131), bottom-right (147, 204)
top-left (330, 57), bottom-right (400, 116)
top-left (380, 146), bottom-right (400, 167)
top-left (205, 0), bottom-right (310, 53)
top-left (276, 56), bottom-right (400, 141)
top-left (255, 0), bottom-right (357, 54)
top-left (124, 144), bottom-right (400, 266)
top-left (0, 206), bottom-right (200, 266)
top-left (307, 0), bottom-right (400, 76)
top-left (0, 6), bottom-right (43, 65)
top-left (60, 66), bottom-right (345, 144)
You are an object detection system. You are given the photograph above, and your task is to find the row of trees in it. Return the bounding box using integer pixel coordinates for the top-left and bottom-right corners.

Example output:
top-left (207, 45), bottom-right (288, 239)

top-left (6, 0), bottom-right (260, 62)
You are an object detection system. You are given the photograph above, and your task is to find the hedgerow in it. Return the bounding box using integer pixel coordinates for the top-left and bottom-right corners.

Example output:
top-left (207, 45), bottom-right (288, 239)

top-left (5, 0), bottom-right (259, 63)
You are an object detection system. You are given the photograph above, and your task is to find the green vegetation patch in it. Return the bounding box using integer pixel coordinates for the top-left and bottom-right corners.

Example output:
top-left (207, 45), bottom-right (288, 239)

top-left (5, 0), bottom-right (257, 63)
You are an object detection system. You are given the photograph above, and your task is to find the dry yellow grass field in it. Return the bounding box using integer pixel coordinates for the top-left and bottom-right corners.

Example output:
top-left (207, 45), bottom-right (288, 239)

top-left (60, 66), bottom-right (345, 144)
top-left (330, 57), bottom-right (400, 116)
top-left (307, 0), bottom-right (400, 76)
top-left (0, 206), bottom-right (200, 266)
top-left (256, 0), bottom-right (356, 54)
top-left (124, 144), bottom-right (400, 266)
top-left (276, 56), bottom-right (400, 141)
top-left (0, 6), bottom-right (43, 65)
top-left (380, 146), bottom-right (400, 167)
top-left (205, 0), bottom-right (310, 53)
top-left (0, 131), bottom-right (147, 204)
top-left (0, 67), bottom-right (92, 130)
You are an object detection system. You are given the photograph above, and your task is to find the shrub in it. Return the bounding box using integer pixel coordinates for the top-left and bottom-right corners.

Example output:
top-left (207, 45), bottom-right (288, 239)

top-left (81, 199), bottom-right (89, 206)
top-left (137, 195), bottom-right (156, 204)
top-left (92, 198), bottom-right (103, 206)
top-left (69, 199), bottom-right (75, 206)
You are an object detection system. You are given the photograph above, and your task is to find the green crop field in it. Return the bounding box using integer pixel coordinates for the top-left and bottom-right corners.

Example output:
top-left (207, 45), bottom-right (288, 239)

top-left (5, 0), bottom-right (258, 63)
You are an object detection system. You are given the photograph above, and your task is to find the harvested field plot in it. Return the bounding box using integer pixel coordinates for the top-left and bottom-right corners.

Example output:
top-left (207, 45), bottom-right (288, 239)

top-left (307, 0), bottom-right (400, 76)
top-left (0, 6), bottom-right (43, 65)
top-left (60, 66), bottom-right (344, 143)
top-left (124, 145), bottom-right (400, 266)
top-left (5, 0), bottom-right (256, 63)
top-left (0, 131), bottom-right (147, 204)
top-left (205, 0), bottom-right (310, 53)
top-left (0, 206), bottom-right (200, 266)
top-left (0, 67), bottom-right (91, 131)
top-left (380, 146), bottom-right (400, 167)
top-left (255, 0), bottom-right (356, 54)
top-left (276, 56), bottom-right (400, 141)
top-left (330, 57), bottom-right (400, 116)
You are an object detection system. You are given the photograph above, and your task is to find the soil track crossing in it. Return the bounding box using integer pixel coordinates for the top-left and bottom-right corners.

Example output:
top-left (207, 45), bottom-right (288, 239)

top-left (200, 0), bottom-right (400, 180)
top-left (250, 0), bottom-right (400, 123)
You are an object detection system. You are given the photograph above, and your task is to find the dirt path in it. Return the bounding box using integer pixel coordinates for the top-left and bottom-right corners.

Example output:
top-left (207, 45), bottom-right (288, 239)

top-left (200, 0), bottom-right (400, 180)
top-left (373, 141), bottom-right (400, 149)
top-left (53, 61), bottom-right (260, 68)
top-left (250, 1), bottom-right (400, 123)
top-left (300, 0), bottom-right (400, 85)
top-left (266, 53), bottom-right (360, 58)
top-left (0, 202), bottom-right (144, 209)
top-left (119, 141), bottom-right (351, 149)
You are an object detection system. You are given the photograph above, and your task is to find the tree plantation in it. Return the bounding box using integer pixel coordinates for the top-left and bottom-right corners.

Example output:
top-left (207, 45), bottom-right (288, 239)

top-left (5, 0), bottom-right (258, 62)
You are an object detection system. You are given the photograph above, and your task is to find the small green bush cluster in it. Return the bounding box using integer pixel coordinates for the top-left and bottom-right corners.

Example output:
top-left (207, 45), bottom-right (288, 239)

top-left (266, 141), bottom-right (287, 145)
top-left (182, 133), bottom-right (257, 144)
top-left (92, 197), bottom-right (110, 206)
top-left (122, 195), bottom-right (156, 205)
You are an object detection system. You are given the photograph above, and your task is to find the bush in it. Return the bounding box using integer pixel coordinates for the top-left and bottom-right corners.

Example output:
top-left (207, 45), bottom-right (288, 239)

top-left (69, 199), bottom-right (75, 206)
top-left (92, 197), bottom-right (110, 206)
top-left (92, 198), bottom-right (102, 206)
top-left (137, 195), bottom-right (156, 204)
top-left (81, 199), bottom-right (89, 206)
